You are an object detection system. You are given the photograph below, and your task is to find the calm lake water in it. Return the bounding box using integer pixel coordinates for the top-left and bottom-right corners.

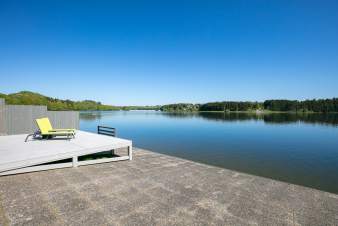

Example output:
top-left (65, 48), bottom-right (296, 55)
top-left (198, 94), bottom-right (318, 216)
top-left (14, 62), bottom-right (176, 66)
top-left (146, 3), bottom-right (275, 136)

top-left (80, 111), bottom-right (338, 194)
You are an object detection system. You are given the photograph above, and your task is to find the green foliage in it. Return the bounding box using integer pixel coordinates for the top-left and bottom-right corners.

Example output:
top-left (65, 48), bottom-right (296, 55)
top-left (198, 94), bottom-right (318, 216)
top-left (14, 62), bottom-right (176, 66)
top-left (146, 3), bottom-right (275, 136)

top-left (160, 103), bottom-right (199, 112)
top-left (162, 99), bottom-right (338, 113)
top-left (0, 91), bottom-right (159, 111)
top-left (3, 91), bottom-right (49, 106)
top-left (161, 102), bottom-right (263, 112)
top-left (199, 101), bottom-right (263, 112)
top-left (2, 91), bottom-right (337, 113)
top-left (264, 99), bottom-right (338, 112)
top-left (120, 106), bottom-right (161, 111)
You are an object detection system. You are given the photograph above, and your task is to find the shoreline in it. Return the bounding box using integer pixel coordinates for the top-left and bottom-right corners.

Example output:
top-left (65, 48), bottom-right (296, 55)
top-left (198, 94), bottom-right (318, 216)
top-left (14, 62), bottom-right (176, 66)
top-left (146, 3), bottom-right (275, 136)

top-left (161, 110), bottom-right (338, 114)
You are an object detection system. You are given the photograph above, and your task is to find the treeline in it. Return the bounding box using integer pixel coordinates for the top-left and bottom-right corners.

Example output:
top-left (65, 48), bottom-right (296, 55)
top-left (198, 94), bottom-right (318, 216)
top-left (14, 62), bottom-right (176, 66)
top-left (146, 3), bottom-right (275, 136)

top-left (160, 103), bottom-right (199, 112)
top-left (161, 98), bottom-right (338, 113)
top-left (0, 91), bottom-right (159, 111)
top-left (1, 91), bottom-right (337, 113)
top-left (199, 101), bottom-right (263, 112)
top-left (119, 106), bottom-right (161, 111)
top-left (161, 101), bottom-right (263, 112)
top-left (264, 99), bottom-right (338, 112)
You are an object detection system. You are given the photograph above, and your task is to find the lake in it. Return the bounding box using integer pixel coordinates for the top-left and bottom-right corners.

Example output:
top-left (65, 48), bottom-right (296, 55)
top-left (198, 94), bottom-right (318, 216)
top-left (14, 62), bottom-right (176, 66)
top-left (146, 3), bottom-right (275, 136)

top-left (80, 111), bottom-right (338, 194)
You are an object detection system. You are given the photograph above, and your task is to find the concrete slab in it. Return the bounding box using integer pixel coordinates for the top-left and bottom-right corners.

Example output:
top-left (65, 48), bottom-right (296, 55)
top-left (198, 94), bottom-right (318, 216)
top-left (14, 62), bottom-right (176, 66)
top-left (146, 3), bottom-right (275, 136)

top-left (0, 148), bottom-right (337, 225)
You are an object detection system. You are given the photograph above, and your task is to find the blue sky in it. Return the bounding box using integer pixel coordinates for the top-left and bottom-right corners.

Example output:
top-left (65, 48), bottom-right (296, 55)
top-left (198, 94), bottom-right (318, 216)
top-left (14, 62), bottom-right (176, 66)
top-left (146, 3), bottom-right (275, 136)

top-left (1, 0), bottom-right (338, 105)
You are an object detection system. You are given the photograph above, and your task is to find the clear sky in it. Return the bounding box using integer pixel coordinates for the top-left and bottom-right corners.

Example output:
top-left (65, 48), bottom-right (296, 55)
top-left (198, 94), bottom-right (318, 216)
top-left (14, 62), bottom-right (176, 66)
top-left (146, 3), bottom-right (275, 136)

top-left (1, 0), bottom-right (338, 105)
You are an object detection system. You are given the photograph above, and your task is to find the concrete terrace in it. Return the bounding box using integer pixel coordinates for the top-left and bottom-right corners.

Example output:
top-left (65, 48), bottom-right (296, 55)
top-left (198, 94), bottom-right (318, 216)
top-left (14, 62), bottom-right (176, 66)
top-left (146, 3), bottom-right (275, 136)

top-left (0, 148), bottom-right (337, 226)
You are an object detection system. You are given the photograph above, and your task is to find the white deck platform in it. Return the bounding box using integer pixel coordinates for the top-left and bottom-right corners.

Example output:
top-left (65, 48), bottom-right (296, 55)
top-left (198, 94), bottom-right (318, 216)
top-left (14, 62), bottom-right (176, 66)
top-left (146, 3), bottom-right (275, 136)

top-left (0, 130), bottom-right (132, 176)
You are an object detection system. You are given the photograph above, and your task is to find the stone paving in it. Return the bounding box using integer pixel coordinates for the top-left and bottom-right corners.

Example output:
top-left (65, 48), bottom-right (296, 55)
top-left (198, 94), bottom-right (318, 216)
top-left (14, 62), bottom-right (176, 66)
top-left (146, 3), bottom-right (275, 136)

top-left (0, 148), bottom-right (337, 226)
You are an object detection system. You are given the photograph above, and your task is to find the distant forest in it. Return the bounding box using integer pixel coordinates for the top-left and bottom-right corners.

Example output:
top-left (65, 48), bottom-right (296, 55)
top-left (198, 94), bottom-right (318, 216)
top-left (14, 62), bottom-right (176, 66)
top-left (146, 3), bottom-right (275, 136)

top-left (1, 91), bottom-right (337, 113)
top-left (0, 91), bottom-right (159, 111)
top-left (161, 99), bottom-right (338, 113)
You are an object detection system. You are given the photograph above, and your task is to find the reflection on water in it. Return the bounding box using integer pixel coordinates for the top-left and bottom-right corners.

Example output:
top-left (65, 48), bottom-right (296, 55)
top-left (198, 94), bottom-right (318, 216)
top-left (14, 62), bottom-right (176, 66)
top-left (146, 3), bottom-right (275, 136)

top-left (79, 112), bottom-right (103, 121)
top-left (80, 111), bottom-right (338, 194)
top-left (81, 111), bottom-right (338, 126)
top-left (164, 112), bottom-right (338, 126)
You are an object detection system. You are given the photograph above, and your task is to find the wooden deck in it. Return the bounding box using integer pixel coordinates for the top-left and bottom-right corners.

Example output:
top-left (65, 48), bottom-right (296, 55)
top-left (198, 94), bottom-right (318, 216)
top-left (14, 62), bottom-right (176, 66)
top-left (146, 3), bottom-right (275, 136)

top-left (0, 131), bottom-right (132, 176)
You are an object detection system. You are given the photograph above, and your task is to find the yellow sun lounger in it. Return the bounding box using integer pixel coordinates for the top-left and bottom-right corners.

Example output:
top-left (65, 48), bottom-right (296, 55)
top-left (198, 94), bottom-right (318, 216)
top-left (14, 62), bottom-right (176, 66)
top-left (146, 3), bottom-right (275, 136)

top-left (25, 117), bottom-right (76, 141)
top-left (37, 117), bottom-right (75, 134)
